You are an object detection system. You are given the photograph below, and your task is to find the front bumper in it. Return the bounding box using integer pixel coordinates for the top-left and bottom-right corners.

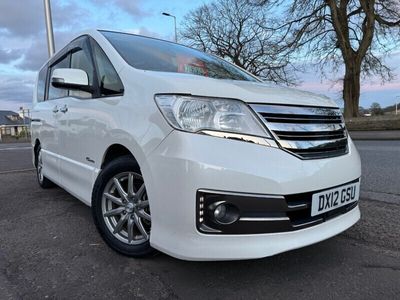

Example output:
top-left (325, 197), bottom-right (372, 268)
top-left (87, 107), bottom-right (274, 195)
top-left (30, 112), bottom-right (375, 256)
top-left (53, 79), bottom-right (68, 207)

top-left (144, 131), bottom-right (361, 261)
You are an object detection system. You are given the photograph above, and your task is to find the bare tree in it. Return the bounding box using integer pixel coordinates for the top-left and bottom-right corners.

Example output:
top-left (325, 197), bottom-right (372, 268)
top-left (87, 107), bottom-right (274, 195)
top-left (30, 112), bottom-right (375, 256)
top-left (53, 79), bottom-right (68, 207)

top-left (252, 0), bottom-right (400, 118)
top-left (180, 0), bottom-right (296, 84)
top-left (370, 102), bottom-right (384, 116)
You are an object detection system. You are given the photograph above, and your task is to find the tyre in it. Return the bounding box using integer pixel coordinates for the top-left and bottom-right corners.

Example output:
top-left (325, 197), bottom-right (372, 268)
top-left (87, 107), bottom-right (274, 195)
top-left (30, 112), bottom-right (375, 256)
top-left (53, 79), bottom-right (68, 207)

top-left (92, 155), bottom-right (155, 257)
top-left (36, 145), bottom-right (55, 189)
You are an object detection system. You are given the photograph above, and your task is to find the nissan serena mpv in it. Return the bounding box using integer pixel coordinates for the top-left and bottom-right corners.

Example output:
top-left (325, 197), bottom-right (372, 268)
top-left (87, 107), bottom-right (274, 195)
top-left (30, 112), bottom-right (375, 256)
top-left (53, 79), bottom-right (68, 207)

top-left (31, 30), bottom-right (361, 260)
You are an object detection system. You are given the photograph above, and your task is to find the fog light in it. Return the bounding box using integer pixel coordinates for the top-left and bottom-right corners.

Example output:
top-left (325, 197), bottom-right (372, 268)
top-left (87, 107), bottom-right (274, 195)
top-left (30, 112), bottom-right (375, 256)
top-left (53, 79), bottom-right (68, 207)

top-left (212, 202), bottom-right (239, 225)
top-left (214, 204), bottom-right (227, 219)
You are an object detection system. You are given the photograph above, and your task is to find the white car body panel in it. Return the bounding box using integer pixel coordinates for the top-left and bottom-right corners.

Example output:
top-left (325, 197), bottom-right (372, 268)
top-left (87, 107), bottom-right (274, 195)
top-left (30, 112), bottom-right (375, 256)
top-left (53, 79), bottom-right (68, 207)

top-left (31, 29), bottom-right (361, 260)
top-left (31, 99), bottom-right (62, 182)
top-left (145, 131), bottom-right (361, 260)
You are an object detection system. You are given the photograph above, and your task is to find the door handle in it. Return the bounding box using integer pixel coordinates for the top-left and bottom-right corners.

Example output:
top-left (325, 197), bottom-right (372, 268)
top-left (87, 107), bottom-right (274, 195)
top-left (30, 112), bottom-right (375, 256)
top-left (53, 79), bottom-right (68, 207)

top-left (60, 104), bottom-right (68, 113)
top-left (52, 106), bottom-right (59, 113)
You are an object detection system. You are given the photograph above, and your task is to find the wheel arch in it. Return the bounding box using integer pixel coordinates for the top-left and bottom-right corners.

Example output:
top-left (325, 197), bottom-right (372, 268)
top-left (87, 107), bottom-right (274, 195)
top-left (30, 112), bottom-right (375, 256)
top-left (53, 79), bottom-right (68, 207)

top-left (95, 143), bottom-right (154, 210)
top-left (101, 143), bottom-right (139, 170)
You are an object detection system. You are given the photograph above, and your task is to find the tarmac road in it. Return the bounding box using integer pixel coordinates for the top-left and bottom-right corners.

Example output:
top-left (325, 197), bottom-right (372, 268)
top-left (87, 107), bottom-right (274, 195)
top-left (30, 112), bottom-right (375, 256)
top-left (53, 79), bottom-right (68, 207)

top-left (356, 140), bottom-right (400, 203)
top-left (0, 142), bottom-right (399, 299)
top-left (0, 143), bottom-right (33, 173)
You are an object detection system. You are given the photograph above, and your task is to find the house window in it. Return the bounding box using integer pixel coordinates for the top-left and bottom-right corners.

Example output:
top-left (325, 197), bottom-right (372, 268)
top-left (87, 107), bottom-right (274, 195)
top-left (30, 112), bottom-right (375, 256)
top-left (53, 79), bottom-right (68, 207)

top-left (6, 115), bottom-right (19, 121)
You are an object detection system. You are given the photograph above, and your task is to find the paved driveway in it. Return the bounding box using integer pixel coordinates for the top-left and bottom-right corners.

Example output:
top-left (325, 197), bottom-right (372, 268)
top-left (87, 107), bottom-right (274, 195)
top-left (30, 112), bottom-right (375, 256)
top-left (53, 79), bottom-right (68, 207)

top-left (0, 142), bottom-right (399, 299)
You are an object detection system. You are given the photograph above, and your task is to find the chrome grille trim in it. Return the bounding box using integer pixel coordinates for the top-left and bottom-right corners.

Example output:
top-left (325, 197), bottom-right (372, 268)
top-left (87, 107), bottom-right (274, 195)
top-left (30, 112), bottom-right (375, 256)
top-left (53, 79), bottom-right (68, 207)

top-left (279, 137), bottom-right (348, 150)
top-left (275, 130), bottom-right (346, 140)
top-left (261, 115), bottom-right (342, 124)
top-left (267, 123), bottom-right (345, 133)
top-left (252, 104), bottom-right (343, 116)
top-left (250, 104), bottom-right (348, 159)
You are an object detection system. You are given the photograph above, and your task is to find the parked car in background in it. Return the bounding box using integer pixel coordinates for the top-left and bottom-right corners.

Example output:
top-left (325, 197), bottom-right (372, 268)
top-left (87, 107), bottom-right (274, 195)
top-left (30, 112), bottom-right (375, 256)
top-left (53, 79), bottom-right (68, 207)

top-left (31, 30), bottom-right (361, 260)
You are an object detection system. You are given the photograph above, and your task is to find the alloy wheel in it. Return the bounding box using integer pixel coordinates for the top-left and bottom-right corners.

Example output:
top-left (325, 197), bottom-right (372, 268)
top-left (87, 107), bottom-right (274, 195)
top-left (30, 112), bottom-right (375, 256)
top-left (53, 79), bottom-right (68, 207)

top-left (101, 172), bottom-right (151, 245)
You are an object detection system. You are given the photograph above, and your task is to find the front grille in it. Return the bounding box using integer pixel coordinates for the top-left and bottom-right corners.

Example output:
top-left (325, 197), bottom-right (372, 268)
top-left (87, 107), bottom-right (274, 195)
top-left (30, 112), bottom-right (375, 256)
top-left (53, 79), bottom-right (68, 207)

top-left (250, 104), bottom-right (348, 159)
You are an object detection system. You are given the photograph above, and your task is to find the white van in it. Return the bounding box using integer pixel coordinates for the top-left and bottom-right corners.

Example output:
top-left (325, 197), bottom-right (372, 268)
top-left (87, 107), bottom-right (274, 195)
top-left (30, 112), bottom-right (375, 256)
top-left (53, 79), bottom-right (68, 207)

top-left (31, 30), bottom-right (361, 260)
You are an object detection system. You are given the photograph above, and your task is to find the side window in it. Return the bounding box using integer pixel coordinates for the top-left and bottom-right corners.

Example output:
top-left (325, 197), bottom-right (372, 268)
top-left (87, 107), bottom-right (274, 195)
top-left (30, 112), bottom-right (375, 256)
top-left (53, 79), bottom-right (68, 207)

top-left (70, 47), bottom-right (95, 99)
top-left (91, 41), bottom-right (124, 96)
top-left (37, 66), bottom-right (47, 102)
top-left (48, 54), bottom-right (70, 100)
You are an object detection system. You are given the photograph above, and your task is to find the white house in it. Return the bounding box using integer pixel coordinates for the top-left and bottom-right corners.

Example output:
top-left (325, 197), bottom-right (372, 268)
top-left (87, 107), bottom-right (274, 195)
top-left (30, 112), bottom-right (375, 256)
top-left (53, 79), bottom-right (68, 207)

top-left (0, 110), bottom-right (31, 141)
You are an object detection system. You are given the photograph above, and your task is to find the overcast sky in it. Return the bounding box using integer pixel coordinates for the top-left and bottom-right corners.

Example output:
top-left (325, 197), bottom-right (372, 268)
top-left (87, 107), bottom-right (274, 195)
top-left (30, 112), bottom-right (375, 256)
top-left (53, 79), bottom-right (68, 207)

top-left (0, 0), bottom-right (399, 112)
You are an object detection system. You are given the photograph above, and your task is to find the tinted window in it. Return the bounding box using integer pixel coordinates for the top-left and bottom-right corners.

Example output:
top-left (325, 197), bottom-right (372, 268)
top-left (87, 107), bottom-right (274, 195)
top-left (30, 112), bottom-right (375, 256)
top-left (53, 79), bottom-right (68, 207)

top-left (37, 66), bottom-right (47, 102)
top-left (101, 31), bottom-right (257, 82)
top-left (48, 54), bottom-right (70, 100)
top-left (91, 40), bottom-right (124, 96)
top-left (70, 47), bottom-right (95, 99)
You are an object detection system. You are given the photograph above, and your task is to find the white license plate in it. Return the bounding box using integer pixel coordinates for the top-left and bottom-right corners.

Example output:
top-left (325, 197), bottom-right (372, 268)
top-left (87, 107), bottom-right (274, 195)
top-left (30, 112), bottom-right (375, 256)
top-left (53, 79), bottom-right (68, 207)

top-left (311, 181), bottom-right (360, 217)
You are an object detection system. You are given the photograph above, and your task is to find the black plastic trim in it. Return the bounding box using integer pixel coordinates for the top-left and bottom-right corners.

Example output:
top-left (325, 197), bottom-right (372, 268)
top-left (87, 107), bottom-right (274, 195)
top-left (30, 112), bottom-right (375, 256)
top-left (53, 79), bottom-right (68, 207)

top-left (196, 178), bottom-right (360, 235)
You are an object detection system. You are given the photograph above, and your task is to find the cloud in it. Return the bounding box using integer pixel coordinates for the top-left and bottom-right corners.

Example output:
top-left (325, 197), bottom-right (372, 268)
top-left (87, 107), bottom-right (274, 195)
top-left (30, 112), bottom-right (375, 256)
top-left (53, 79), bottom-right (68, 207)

top-left (0, 0), bottom-right (156, 110)
top-left (0, 100), bottom-right (32, 112)
top-left (0, 2), bottom-right (44, 37)
top-left (113, 0), bottom-right (151, 18)
top-left (1, 0), bottom-right (396, 112)
top-left (0, 48), bottom-right (23, 64)
top-left (0, 0), bottom-right (91, 71)
top-left (0, 75), bottom-right (34, 104)
top-left (0, 0), bottom-right (154, 72)
top-left (16, 38), bottom-right (49, 71)
top-left (0, 1), bottom-right (83, 38)
top-left (17, 31), bottom-right (76, 71)
top-left (90, 0), bottom-right (151, 19)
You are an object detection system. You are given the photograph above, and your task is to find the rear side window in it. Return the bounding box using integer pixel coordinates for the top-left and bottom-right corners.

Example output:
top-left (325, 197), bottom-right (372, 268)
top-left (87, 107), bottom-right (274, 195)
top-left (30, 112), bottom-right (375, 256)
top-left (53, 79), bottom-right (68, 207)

top-left (48, 54), bottom-right (70, 100)
top-left (37, 67), bottom-right (47, 102)
top-left (91, 41), bottom-right (124, 96)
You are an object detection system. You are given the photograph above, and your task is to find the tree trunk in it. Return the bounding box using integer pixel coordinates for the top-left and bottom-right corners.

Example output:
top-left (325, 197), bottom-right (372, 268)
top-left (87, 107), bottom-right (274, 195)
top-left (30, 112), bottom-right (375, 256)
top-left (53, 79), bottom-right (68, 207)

top-left (343, 61), bottom-right (361, 119)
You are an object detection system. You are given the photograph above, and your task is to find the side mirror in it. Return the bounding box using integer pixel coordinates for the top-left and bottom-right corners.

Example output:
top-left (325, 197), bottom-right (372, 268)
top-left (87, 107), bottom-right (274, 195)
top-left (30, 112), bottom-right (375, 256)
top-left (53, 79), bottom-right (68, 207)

top-left (51, 68), bottom-right (93, 93)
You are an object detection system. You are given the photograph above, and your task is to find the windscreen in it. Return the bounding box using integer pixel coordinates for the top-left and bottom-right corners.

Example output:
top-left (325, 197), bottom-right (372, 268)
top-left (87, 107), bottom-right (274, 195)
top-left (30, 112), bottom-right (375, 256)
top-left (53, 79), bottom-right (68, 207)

top-left (101, 31), bottom-right (257, 82)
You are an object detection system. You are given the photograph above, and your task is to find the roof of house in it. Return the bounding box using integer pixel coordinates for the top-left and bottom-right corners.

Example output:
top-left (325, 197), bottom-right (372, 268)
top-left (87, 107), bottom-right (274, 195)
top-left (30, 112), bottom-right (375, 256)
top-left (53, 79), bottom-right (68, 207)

top-left (0, 110), bottom-right (31, 126)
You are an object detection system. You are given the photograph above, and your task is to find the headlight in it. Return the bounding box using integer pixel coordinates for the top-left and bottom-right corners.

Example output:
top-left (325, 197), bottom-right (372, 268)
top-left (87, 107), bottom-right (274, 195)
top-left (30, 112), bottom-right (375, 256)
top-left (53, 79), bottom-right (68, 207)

top-left (155, 95), bottom-right (271, 141)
